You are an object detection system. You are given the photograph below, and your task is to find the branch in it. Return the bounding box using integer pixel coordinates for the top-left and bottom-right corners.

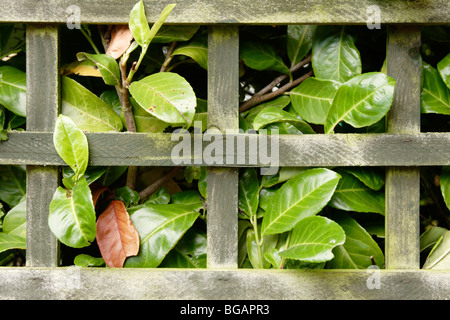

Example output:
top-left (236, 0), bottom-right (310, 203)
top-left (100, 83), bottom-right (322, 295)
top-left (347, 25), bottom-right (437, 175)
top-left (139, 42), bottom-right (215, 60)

top-left (239, 69), bottom-right (313, 113)
top-left (138, 166), bottom-right (183, 201)
top-left (239, 55), bottom-right (312, 113)
top-left (160, 41), bottom-right (178, 72)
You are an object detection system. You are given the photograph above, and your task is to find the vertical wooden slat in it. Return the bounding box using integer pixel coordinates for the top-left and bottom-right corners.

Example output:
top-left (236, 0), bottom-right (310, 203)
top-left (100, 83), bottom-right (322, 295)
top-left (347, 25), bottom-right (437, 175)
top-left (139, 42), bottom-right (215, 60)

top-left (26, 25), bottom-right (60, 267)
top-left (385, 26), bottom-right (421, 269)
top-left (206, 26), bottom-right (239, 268)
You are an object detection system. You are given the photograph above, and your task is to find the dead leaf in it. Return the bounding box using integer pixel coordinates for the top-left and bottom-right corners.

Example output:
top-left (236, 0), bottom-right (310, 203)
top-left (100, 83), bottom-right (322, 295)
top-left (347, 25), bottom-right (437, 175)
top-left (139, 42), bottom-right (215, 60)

top-left (61, 60), bottom-right (102, 77)
top-left (96, 200), bottom-right (140, 267)
top-left (106, 25), bottom-right (134, 59)
top-left (90, 183), bottom-right (110, 207)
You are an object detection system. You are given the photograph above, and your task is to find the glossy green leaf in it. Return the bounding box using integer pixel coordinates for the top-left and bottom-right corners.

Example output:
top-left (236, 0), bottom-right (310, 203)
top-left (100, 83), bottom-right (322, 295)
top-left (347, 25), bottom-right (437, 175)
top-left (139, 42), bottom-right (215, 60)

top-left (290, 77), bottom-right (340, 124)
top-left (421, 226), bottom-right (447, 253)
top-left (0, 233), bottom-right (26, 253)
top-left (421, 62), bottom-right (450, 115)
top-left (153, 25), bottom-right (200, 43)
top-left (312, 26), bottom-right (361, 83)
top-left (131, 97), bottom-right (169, 133)
top-left (129, 0), bottom-right (150, 47)
top-left (238, 168), bottom-right (260, 218)
top-left (326, 213), bottom-right (384, 268)
top-left (173, 35), bottom-right (208, 69)
top-left (240, 40), bottom-right (290, 75)
top-left (244, 96), bottom-right (290, 129)
top-left (124, 204), bottom-right (199, 267)
top-left (76, 52), bottom-right (120, 86)
top-left (253, 106), bottom-right (315, 134)
top-left (437, 53), bottom-right (450, 89)
top-left (54, 114), bottom-right (89, 181)
top-left (0, 66), bottom-right (26, 117)
top-left (324, 72), bottom-right (395, 134)
top-left (287, 25), bottom-right (316, 67)
top-left (0, 165), bottom-right (26, 207)
top-left (129, 72), bottom-right (196, 127)
top-left (2, 198), bottom-right (26, 238)
top-left (279, 216), bottom-right (345, 263)
top-left (99, 166), bottom-right (128, 187)
top-left (440, 166), bottom-right (450, 210)
top-left (115, 186), bottom-right (140, 206)
top-left (61, 76), bottom-right (123, 132)
top-left (238, 220), bottom-right (252, 267)
top-left (329, 171), bottom-right (385, 215)
top-left (74, 254), bottom-right (106, 267)
top-left (171, 190), bottom-right (204, 212)
top-left (262, 168), bottom-right (341, 235)
top-left (341, 167), bottom-right (384, 191)
top-left (246, 227), bottom-right (278, 269)
top-left (423, 230), bottom-right (450, 270)
top-left (48, 178), bottom-right (96, 248)
top-left (62, 166), bottom-right (106, 190)
top-left (160, 228), bottom-right (206, 268)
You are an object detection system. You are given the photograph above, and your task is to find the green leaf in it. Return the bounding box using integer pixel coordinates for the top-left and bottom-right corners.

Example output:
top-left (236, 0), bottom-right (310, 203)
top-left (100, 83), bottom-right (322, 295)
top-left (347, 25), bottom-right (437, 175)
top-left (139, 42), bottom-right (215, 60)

top-left (240, 40), bottom-right (290, 75)
top-left (54, 114), bottom-right (89, 181)
top-left (279, 216), bottom-right (345, 263)
top-left (0, 165), bottom-right (26, 207)
top-left (76, 52), bottom-right (120, 86)
top-left (48, 177), bottom-right (96, 248)
top-left (74, 254), bottom-right (106, 267)
top-left (324, 72), bottom-right (395, 134)
top-left (129, 72), bottom-right (196, 127)
top-left (171, 190), bottom-right (204, 212)
top-left (440, 166), bottom-right (450, 210)
top-left (238, 168), bottom-right (260, 218)
top-left (261, 168), bottom-right (341, 235)
top-left (62, 166), bottom-right (106, 190)
top-left (290, 77), bottom-right (340, 125)
top-left (124, 204), bottom-right (199, 267)
top-left (326, 213), bottom-right (384, 268)
top-left (0, 66), bottom-right (26, 117)
top-left (421, 62), bottom-right (450, 115)
top-left (61, 76), bottom-right (123, 132)
top-left (252, 107), bottom-right (315, 134)
top-left (0, 233), bottom-right (26, 254)
top-left (423, 230), bottom-right (450, 269)
top-left (329, 171), bottom-right (385, 215)
top-left (160, 228), bottom-right (206, 268)
top-left (130, 96), bottom-right (169, 133)
top-left (2, 198), bottom-right (26, 238)
top-left (244, 96), bottom-right (291, 129)
top-left (437, 53), bottom-right (450, 89)
top-left (312, 26), bottom-right (361, 83)
top-left (421, 226), bottom-right (447, 253)
top-left (129, 0), bottom-right (151, 47)
top-left (287, 25), bottom-right (316, 67)
top-left (153, 25), bottom-right (200, 43)
top-left (172, 35), bottom-right (208, 69)
top-left (115, 186), bottom-right (140, 206)
top-left (341, 167), bottom-right (384, 191)
top-left (246, 227), bottom-right (278, 269)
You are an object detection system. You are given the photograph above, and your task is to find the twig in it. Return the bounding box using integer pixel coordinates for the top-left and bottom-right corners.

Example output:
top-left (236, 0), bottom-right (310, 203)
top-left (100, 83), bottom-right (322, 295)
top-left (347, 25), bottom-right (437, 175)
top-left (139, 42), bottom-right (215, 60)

top-left (160, 41), bottom-right (178, 72)
top-left (239, 69), bottom-right (313, 113)
top-left (138, 166), bottom-right (183, 201)
top-left (239, 55), bottom-right (312, 113)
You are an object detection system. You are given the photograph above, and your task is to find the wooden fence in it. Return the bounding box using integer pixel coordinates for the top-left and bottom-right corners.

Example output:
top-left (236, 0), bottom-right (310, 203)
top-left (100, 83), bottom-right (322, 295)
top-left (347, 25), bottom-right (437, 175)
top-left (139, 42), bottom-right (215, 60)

top-left (0, 0), bottom-right (449, 299)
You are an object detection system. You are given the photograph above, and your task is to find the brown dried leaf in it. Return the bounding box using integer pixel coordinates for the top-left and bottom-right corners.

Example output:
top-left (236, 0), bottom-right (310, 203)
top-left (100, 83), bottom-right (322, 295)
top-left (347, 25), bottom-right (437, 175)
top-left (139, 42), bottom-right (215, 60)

top-left (96, 200), bottom-right (140, 267)
top-left (90, 183), bottom-right (110, 207)
top-left (105, 25), bottom-right (134, 59)
top-left (61, 60), bottom-right (102, 77)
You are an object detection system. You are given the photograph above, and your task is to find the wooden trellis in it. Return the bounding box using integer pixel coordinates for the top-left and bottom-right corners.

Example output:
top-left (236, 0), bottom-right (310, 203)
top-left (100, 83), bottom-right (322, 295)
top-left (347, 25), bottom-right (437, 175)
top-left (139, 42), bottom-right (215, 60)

top-left (0, 0), bottom-right (449, 299)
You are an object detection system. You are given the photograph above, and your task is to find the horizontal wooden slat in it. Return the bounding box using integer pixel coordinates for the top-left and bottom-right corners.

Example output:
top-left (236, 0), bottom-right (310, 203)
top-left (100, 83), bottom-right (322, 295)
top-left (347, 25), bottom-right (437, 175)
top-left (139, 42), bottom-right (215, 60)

top-left (1, 131), bottom-right (450, 167)
top-left (0, 268), bottom-right (448, 299)
top-left (1, 0), bottom-right (448, 24)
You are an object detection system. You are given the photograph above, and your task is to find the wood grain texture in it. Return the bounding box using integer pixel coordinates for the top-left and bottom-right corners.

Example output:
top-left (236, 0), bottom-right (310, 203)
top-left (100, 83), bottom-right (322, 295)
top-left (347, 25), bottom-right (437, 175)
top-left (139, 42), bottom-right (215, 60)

top-left (0, 0), bottom-right (448, 24)
top-left (1, 131), bottom-right (450, 167)
top-left (206, 26), bottom-right (239, 269)
top-left (25, 25), bottom-right (60, 267)
top-left (385, 26), bottom-right (422, 269)
top-left (0, 268), bottom-right (449, 300)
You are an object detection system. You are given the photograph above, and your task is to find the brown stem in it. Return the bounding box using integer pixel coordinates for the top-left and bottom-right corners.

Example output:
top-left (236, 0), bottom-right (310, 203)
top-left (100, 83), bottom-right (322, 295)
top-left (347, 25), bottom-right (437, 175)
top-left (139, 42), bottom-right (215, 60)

top-left (239, 69), bottom-right (313, 113)
top-left (239, 55), bottom-right (312, 113)
top-left (138, 166), bottom-right (183, 201)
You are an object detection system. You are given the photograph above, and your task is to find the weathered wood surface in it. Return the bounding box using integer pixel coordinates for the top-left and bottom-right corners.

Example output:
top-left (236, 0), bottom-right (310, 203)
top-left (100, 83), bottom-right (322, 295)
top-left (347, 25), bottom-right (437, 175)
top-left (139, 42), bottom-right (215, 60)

top-left (0, 268), bottom-right (449, 300)
top-left (206, 26), bottom-right (239, 268)
top-left (1, 131), bottom-right (450, 167)
top-left (385, 26), bottom-right (422, 269)
top-left (1, 0), bottom-right (448, 24)
top-left (25, 25), bottom-right (60, 267)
